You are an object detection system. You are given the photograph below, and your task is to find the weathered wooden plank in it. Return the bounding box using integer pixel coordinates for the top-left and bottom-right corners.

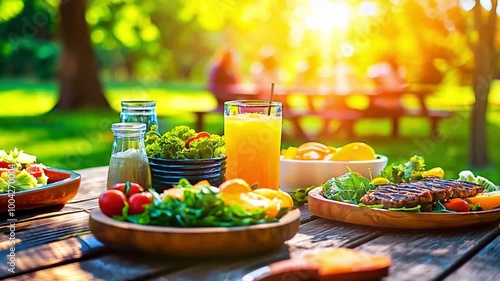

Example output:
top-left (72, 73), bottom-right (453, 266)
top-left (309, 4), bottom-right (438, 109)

top-left (7, 254), bottom-right (192, 281)
top-left (444, 232), bottom-right (500, 281)
top-left (70, 166), bottom-right (108, 202)
top-left (0, 236), bottom-right (97, 279)
top-left (353, 223), bottom-right (500, 281)
top-left (0, 205), bottom-right (82, 226)
top-left (297, 204), bottom-right (314, 222)
top-left (287, 218), bottom-right (381, 254)
top-left (65, 198), bottom-right (99, 210)
top-left (0, 212), bottom-right (90, 251)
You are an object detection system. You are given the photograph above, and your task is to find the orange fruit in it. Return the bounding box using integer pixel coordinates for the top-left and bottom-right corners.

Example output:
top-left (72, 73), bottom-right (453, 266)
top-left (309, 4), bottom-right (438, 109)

top-left (330, 142), bottom-right (377, 161)
top-left (253, 188), bottom-right (294, 209)
top-left (219, 178), bottom-right (252, 194)
top-left (296, 142), bottom-right (329, 160)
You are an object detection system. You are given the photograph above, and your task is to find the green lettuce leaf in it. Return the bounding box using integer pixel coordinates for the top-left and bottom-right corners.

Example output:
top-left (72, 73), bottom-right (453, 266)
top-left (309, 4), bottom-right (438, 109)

top-left (322, 169), bottom-right (374, 204)
top-left (1, 170), bottom-right (38, 191)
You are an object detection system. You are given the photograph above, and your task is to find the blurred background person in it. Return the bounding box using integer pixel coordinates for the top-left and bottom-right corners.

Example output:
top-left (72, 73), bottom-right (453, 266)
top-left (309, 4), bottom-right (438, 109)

top-left (366, 55), bottom-right (408, 113)
top-left (207, 48), bottom-right (241, 104)
top-left (250, 45), bottom-right (285, 99)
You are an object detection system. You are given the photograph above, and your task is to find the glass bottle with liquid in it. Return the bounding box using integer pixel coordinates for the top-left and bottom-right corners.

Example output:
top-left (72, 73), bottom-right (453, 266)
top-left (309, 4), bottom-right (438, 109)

top-left (120, 100), bottom-right (159, 133)
top-left (106, 123), bottom-right (152, 190)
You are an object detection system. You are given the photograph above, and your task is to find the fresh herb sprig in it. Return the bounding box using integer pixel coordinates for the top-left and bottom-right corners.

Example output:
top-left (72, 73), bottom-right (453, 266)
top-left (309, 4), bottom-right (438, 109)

top-left (287, 185), bottom-right (317, 206)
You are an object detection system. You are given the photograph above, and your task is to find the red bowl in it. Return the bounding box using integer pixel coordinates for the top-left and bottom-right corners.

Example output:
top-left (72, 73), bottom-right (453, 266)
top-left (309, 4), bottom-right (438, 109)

top-left (0, 167), bottom-right (81, 212)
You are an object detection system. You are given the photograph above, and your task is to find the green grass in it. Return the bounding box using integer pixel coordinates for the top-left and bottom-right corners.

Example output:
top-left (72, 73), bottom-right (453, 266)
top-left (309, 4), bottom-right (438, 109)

top-left (0, 79), bottom-right (499, 185)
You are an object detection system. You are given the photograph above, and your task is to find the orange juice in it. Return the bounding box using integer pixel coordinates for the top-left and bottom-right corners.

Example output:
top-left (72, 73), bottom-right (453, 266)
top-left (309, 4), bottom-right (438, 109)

top-left (224, 113), bottom-right (282, 189)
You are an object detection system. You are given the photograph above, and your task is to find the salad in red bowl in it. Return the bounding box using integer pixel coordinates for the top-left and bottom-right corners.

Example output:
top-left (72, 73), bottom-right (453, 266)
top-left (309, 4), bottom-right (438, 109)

top-left (0, 148), bottom-right (49, 193)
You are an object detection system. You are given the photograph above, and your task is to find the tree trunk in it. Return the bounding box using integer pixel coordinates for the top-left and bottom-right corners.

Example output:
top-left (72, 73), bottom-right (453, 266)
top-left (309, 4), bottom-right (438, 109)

top-left (56, 0), bottom-right (108, 110)
top-left (469, 0), bottom-right (497, 168)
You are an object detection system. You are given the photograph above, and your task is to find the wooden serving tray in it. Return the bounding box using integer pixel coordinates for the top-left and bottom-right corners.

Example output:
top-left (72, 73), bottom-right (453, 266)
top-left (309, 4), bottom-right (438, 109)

top-left (308, 187), bottom-right (500, 229)
top-left (89, 208), bottom-right (300, 257)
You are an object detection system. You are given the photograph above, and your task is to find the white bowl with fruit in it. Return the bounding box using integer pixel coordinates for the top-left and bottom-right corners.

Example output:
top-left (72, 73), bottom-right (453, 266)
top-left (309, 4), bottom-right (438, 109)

top-left (279, 142), bottom-right (388, 191)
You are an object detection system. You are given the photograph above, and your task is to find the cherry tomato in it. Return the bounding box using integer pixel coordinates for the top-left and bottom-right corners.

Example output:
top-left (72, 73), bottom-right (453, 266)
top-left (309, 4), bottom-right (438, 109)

top-left (99, 190), bottom-right (127, 217)
top-left (113, 182), bottom-right (144, 198)
top-left (444, 198), bottom-right (470, 212)
top-left (0, 161), bottom-right (11, 169)
top-left (26, 165), bottom-right (44, 178)
top-left (184, 132), bottom-right (211, 148)
top-left (128, 192), bottom-right (153, 215)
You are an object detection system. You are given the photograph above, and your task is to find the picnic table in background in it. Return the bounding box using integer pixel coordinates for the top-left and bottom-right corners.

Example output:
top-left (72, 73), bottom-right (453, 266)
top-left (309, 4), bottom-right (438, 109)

top-left (1, 166), bottom-right (498, 280)
top-left (197, 58), bottom-right (454, 140)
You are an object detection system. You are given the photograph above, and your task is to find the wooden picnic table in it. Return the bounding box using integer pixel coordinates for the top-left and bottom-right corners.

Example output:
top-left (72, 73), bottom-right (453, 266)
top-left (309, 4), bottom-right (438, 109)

top-left (197, 83), bottom-right (453, 141)
top-left (290, 83), bottom-right (455, 139)
top-left (2, 166), bottom-right (498, 280)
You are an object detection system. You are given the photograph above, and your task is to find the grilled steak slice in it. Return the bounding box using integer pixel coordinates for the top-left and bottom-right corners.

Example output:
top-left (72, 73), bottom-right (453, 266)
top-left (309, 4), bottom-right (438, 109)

top-left (422, 179), bottom-right (484, 198)
top-left (404, 180), bottom-right (454, 201)
top-left (360, 179), bottom-right (484, 212)
top-left (361, 184), bottom-right (433, 210)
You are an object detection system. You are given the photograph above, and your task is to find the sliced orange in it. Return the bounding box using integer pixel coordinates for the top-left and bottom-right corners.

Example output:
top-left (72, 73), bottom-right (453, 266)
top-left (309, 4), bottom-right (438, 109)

top-left (253, 188), bottom-right (295, 210)
top-left (468, 191), bottom-right (500, 210)
top-left (296, 142), bottom-right (330, 160)
top-left (219, 178), bottom-right (252, 194)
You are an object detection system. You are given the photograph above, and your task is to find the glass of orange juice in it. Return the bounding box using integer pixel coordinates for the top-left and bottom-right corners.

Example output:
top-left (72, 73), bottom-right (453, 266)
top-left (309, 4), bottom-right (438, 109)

top-left (224, 100), bottom-right (282, 189)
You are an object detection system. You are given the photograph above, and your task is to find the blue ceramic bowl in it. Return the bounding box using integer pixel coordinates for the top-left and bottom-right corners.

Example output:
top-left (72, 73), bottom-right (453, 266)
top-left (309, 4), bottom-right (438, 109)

top-left (148, 156), bottom-right (227, 192)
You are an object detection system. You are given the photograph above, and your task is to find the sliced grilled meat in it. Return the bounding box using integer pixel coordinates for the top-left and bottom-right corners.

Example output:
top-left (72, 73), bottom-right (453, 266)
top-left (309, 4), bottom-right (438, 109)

top-left (362, 184), bottom-right (432, 210)
top-left (360, 179), bottom-right (484, 212)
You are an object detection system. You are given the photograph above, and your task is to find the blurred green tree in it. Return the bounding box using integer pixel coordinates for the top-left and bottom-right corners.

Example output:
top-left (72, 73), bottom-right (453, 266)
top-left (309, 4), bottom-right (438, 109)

top-left (0, 0), bottom-right (58, 80)
top-left (57, 0), bottom-right (108, 109)
top-left (468, 0), bottom-right (497, 168)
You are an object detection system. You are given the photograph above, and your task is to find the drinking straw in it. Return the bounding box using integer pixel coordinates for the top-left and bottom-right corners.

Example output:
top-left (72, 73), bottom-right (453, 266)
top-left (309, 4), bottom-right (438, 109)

top-left (267, 83), bottom-right (275, 115)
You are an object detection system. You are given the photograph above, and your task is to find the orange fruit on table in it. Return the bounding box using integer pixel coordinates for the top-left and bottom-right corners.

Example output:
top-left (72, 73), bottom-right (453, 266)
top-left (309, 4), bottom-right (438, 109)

top-left (219, 178), bottom-right (252, 194)
top-left (330, 142), bottom-right (377, 161)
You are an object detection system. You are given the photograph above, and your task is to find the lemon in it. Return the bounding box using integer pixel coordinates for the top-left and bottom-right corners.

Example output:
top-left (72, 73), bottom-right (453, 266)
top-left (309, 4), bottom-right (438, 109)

top-left (330, 142), bottom-right (377, 161)
top-left (371, 177), bottom-right (390, 185)
top-left (283, 146), bottom-right (298, 159)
